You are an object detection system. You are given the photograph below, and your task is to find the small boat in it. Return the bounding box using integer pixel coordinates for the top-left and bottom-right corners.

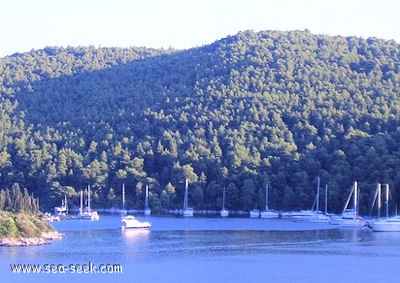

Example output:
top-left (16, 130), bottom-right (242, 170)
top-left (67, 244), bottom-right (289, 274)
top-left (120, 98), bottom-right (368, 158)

top-left (330, 181), bottom-right (367, 227)
top-left (45, 213), bottom-right (61, 222)
top-left (220, 186), bottom-right (229, 217)
top-left (260, 184), bottom-right (279, 219)
top-left (121, 215), bottom-right (151, 230)
top-left (78, 184), bottom-right (100, 221)
top-left (249, 209), bottom-right (260, 218)
top-left (182, 178), bottom-right (194, 217)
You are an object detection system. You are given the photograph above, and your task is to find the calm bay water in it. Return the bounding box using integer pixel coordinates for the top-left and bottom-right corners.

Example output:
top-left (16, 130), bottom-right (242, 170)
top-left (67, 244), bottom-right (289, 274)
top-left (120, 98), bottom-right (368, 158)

top-left (1, 215), bottom-right (400, 282)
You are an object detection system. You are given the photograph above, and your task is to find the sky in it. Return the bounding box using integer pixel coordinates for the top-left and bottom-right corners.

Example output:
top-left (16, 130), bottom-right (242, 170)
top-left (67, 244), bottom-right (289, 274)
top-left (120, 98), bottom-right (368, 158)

top-left (1, 0), bottom-right (400, 57)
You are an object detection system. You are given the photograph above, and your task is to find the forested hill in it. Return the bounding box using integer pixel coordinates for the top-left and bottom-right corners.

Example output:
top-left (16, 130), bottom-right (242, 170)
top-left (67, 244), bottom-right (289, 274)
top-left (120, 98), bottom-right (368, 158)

top-left (1, 30), bottom-right (400, 214)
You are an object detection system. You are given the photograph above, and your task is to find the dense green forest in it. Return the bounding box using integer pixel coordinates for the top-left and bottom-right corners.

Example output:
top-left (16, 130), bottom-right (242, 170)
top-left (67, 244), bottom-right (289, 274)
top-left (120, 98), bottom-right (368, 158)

top-left (1, 30), bottom-right (400, 215)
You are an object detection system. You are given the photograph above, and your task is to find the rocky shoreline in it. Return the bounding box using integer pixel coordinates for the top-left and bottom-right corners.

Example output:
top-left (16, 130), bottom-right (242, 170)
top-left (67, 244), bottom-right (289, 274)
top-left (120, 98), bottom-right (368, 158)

top-left (0, 231), bottom-right (63, 247)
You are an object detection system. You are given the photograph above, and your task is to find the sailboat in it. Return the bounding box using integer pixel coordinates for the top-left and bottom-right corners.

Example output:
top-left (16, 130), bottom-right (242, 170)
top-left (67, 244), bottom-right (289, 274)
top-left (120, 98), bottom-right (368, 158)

top-left (78, 184), bottom-right (99, 221)
top-left (220, 186), bottom-right (229, 217)
top-left (309, 177), bottom-right (330, 223)
top-left (144, 184), bottom-right (151, 216)
top-left (372, 184), bottom-right (400, 232)
top-left (182, 178), bottom-right (194, 217)
top-left (330, 181), bottom-right (366, 227)
top-left (260, 184), bottom-right (279, 219)
top-left (369, 183), bottom-right (383, 219)
top-left (54, 195), bottom-right (68, 218)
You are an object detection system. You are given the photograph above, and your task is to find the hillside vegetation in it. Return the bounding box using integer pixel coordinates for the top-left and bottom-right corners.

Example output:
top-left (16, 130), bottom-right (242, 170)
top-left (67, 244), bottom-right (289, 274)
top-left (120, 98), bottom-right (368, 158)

top-left (1, 30), bottom-right (400, 214)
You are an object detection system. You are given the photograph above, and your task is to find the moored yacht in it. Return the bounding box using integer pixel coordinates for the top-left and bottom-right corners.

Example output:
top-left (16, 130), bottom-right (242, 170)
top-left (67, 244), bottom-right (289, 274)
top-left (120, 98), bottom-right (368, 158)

top-left (371, 184), bottom-right (400, 231)
top-left (309, 178), bottom-right (330, 223)
top-left (78, 184), bottom-right (99, 221)
top-left (372, 216), bottom-right (400, 232)
top-left (121, 215), bottom-right (151, 230)
top-left (260, 184), bottom-right (279, 219)
top-left (53, 195), bottom-right (68, 219)
top-left (182, 178), bottom-right (194, 217)
top-left (220, 186), bottom-right (229, 217)
top-left (330, 181), bottom-right (366, 227)
top-left (249, 209), bottom-right (261, 218)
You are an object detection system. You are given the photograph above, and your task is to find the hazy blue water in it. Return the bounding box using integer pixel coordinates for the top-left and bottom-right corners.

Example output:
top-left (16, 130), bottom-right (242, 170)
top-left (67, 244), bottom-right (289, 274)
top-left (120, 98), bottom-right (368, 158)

top-left (1, 215), bottom-right (400, 282)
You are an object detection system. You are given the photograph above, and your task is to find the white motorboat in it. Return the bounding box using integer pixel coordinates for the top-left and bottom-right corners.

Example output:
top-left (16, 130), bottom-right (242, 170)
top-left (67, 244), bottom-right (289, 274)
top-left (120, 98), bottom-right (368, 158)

top-left (260, 184), bottom-right (279, 219)
top-left (121, 215), bottom-right (151, 230)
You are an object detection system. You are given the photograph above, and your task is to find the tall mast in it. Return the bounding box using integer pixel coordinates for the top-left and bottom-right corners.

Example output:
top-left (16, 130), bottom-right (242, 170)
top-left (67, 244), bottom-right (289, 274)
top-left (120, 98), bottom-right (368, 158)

top-left (316, 176), bottom-right (320, 212)
top-left (265, 184), bottom-right (269, 211)
top-left (80, 190), bottom-right (83, 214)
top-left (65, 195), bottom-right (68, 215)
top-left (385, 184), bottom-right (390, 219)
top-left (87, 183), bottom-right (91, 213)
top-left (122, 183), bottom-right (126, 211)
top-left (145, 184), bottom-right (149, 208)
top-left (354, 181), bottom-right (358, 216)
top-left (222, 186), bottom-right (226, 210)
top-left (378, 183), bottom-right (382, 219)
top-left (324, 184), bottom-right (328, 215)
top-left (184, 178), bottom-right (189, 210)
top-left (343, 184), bottom-right (354, 214)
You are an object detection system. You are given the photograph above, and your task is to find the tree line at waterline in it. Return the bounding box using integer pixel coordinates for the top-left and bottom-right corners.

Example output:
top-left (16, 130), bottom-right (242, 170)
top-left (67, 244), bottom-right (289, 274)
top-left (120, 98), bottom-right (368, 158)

top-left (1, 30), bottom-right (400, 214)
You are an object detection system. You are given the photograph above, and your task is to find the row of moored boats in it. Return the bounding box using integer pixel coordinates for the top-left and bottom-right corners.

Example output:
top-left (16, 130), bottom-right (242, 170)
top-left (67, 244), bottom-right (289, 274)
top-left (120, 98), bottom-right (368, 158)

top-left (50, 180), bottom-right (400, 232)
top-left (226, 180), bottom-right (400, 232)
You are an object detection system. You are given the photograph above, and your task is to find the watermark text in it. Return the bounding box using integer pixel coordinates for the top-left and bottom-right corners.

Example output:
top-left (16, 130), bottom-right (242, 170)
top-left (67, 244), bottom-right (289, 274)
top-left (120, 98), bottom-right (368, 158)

top-left (10, 261), bottom-right (122, 274)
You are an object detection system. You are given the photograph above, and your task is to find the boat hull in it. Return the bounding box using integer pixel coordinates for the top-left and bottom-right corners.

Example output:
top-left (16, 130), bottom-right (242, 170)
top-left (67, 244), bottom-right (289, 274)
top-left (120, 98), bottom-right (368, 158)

top-left (183, 208), bottom-right (194, 217)
top-left (260, 210), bottom-right (280, 219)
top-left (121, 216), bottom-right (151, 230)
top-left (220, 209), bottom-right (229, 217)
top-left (372, 217), bottom-right (400, 232)
top-left (330, 216), bottom-right (366, 227)
top-left (249, 209), bottom-right (260, 218)
top-left (144, 208), bottom-right (152, 216)
top-left (78, 211), bottom-right (99, 221)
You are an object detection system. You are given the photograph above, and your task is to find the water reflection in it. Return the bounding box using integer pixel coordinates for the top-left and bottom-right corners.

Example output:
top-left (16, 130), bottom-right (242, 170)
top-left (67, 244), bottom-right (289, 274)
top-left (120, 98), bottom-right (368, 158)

top-left (121, 229), bottom-right (151, 244)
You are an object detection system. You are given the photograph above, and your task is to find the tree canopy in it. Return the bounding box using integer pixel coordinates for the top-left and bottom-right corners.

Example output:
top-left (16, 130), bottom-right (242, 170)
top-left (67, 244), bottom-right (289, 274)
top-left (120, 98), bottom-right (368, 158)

top-left (0, 30), bottom-right (400, 215)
